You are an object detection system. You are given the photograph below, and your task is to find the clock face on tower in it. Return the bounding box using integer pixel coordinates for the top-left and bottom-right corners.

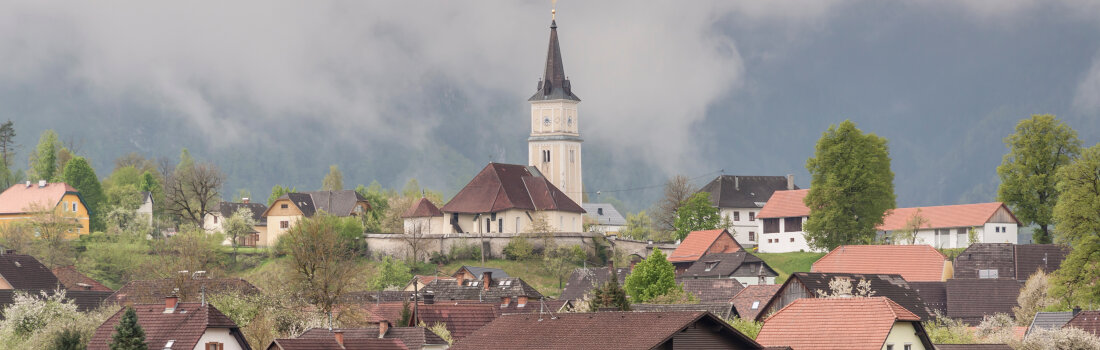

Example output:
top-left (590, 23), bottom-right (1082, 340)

top-left (543, 117), bottom-right (551, 126)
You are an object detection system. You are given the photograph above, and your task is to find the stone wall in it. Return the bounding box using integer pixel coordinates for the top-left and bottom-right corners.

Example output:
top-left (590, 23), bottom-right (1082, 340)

top-left (364, 232), bottom-right (681, 262)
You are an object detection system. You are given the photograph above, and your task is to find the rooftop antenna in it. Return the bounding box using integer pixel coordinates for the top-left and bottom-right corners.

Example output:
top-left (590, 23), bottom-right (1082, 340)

top-left (538, 298), bottom-right (557, 321)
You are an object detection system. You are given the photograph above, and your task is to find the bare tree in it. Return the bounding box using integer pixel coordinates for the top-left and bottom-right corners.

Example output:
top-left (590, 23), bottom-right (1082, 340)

top-left (283, 214), bottom-right (357, 325)
top-left (165, 162), bottom-right (225, 226)
top-left (653, 175), bottom-right (698, 232)
top-left (892, 209), bottom-right (929, 245)
top-left (402, 220), bottom-right (432, 263)
top-left (24, 203), bottom-right (80, 267)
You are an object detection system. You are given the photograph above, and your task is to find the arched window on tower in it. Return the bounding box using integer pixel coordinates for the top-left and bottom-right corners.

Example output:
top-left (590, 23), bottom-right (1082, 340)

top-left (542, 150), bottom-right (551, 163)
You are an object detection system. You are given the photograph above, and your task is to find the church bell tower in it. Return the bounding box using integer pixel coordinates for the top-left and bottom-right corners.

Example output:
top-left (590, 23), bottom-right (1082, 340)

top-left (529, 11), bottom-right (583, 205)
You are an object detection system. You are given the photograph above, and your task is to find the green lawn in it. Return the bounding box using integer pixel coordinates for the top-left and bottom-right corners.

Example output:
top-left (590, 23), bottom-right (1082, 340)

top-left (753, 252), bottom-right (827, 283)
top-left (438, 259), bottom-right (581, 298)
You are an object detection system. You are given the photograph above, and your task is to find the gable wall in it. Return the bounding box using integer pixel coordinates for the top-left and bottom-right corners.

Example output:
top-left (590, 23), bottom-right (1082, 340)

top-left (882, 321), bottom-right (928, 350)
top-left (706, 232), bottom-right (741, 255)
top-left (193, 327), bottom-right (247, 350)
top-left (671, 320), bottom-right (749, 349)
top-left (988, 207), bottom-right (1018, 224)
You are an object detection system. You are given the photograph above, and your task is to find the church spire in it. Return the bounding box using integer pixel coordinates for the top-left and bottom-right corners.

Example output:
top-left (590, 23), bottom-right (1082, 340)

top-left (530, 12), bottom-right (580, 101)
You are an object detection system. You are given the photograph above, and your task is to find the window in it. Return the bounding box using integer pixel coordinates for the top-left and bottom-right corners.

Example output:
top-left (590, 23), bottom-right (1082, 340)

top-left (280, 221), bottom-right (289, 229)
top-left (569, 149), bottom-right (575, 163)
top-left (498, 219), bottom-right (503, 233)
top-left (733, 211), bottom-right (740, 221)
top-left (784, 217), bottom-right (802, 232)
top-left (886, 345), bottom-right (894, 350)
top-left (205, 342), bottom-right (224, 350)
top-left (904, 344), bottom-right (912, 350)
top-left (749, 212), bottom-right (756, 221)
top-left (72, 202), bottom-right (77, 212)
top-left (935, 229), bottom-right (951, 248)
top-left (542, 150), bottom-right (551, 163)
top-left (704, 261), bottom-right (718, 272)
top-left (213, 216), bottom-right (218, 224)
top-left (281, 203), bottom-right (288, 209)
top-left (515, 217), bottom-right (521, 232)
top-left (751, 301), bottom-right (760, 309)
top-left (790, 238), bottom-right (795, 242)
top-left (979, 269), bottom-right (999, 279)
top-left (749, 231), bottom-right (756, 241)
top-left (62, 201), bottom-right (67, 211)
top-left (763, 218), bottom-right (780, 233)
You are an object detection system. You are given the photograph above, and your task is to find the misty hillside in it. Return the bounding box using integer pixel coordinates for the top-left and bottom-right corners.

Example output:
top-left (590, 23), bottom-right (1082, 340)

top-left (3, 2), bottom-right (1099, 212)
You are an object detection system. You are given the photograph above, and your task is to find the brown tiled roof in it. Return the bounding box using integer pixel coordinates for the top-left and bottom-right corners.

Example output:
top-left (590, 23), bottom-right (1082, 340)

top-left (0, 253), bottom-right (62, 290)
top-left (560, 266), bottom-right (630, 301)
top-left (402, 198), bottom-right (443, 218)
top-left (756, 189), bottom-right (810, 219)
top-left (880, 202), bottom-right (1020, 230)
top-left (812, 245), bottom-right (948, 282)
top-left (730, 284), bottom-right (782, 321)
top-left (109, 277), bottom-right (260, 305)
top-left (440, 163), bottom-right (584, 214)
top-left (450, 311), bottom-right (763, 350)
top-left (1065, 311), bottom-right (1100, 337)
top-left (933, 344), bottom-right (1013, 350)
top-left (342, 291), bottom-right (415, 303)
top-left (683, 252), bottom-right (777, 278)
top-left (357, 302), bottom-right (408, 324)
top-left (945, 279), bottom-right (1023, 325)
top-left (679, 278), bottom-right (745, 303)
top-left (630, 303), bottom-right (736, 319)
top-left (0, 182), bottom-right (83, 214)
top-left (784, 272), bottom-right (935, 321)
top-left (0, 289), bottom-right (113, 313)
top-left (954, 243), bottom-right (1016, 279)
top-left (909, 281), bottom-right (947, 315)
top-left (87, 302), bottom-right (244, 350)
top-left (668, 229), bottom-right (742, 263)
top-left (299, 327), bottom-right (443, 350)
top-left (411, 303), bottom-right (499, 341)
top-left (52, 266), bottom-right (113, 292)
top-left (269, 337), bottom-right (408, 350)
top-left (757, 297), bottom-right (926, 350)
top-left (1014, 244), bottom-right (1070, 280)
top-left (419, 277), bottom-right (543, 301)
top-left (698, 175), bottom-right (798, 209)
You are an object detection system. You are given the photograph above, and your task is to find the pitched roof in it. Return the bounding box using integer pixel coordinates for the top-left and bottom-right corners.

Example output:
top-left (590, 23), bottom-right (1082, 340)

top-left (1065, 311), bottom-right (1100, 337)
top-left (1027, 311), bottom-right (1075, 335)
top-left (679, 279), bottom-right (745, 303)
top-left (1014, 244), bottom-right (1070, 279)
top-left (560, 266), bottom-right (630, 301)
top-left (267, 190), bottom-right (369, 218)
top-left (629, 303), bottom-right (737, 319)
top-left (698, 175), bottom-right (797, 209)
top-left (529, 20), bottom-right (580, 102)
top-left (785, 272), bottom-right (935, 321)
top-left (212, 201), bottom-right (268, 222)
top-left (582, 203), bottom-right (626, 226)
top-left (52, 266), bottom-right (113, 292)
top-left (880, 202), bottom-right (1020, 231)
top-left (420, 277), bottom-right (542, 301)
top-left (954, 243), bottom-right (1016, 280)
top-left (87, 302), bottom-right (244, 350)
top-left (909, 281), bottom-right (947, 315)
top-left (945, 279), bottom-right (1023, 324)
top-left (441, 163), bottom-right (584, 214)
top-left (683, 252), bottom-right (777, 278)
top-left (668, 229), bottom-right (742, 263)
top-left (342, 291), bottom-right (416, 304)
top-left (0, 253), bottom-right (61, 290)
top-left (730, 284), bottom-right (783, 321)
top-left (756, 297), bottom-right (925, 350)
top-left (455, 266), bottom-right (510, 280)
top-left (812, 245), bottom-right (948, 282)
top-left (109, 277), bottom-right (261, 305)
top-left (450, 311), bottom-right (763, 350)
top-left (0, 289), bottom-right (113, 313)
top-left (411, 303), bottom-right (499, 341)
top-left (270, 337), bottom-right (408, 350)
top-left (402, 198), bottom-right (443, 218)
top-left (756, 189), bottom-right (810, 219)
top-left (299, 327), bottom-right (443, 349)
top-left (0, 182), bottom-right (82, 214)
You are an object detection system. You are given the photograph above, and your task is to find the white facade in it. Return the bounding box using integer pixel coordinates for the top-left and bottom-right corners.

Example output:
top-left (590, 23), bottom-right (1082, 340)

top-left (529, 99), bottom-right (583, 206)
top-left (191, 327), bottom-right (247, 350)
top-left (422, 209), bottom-right (585, 234)
top-left (732, 276), bottom-right (778, 286)
top-left (720, 207), bottom-right (761, 245)
top-left (756, 216), bottom-right (816, 253)
top-left (889, 223), bottom-right (1018, 249)
top-left (136, 193), bottom-right (153, 226)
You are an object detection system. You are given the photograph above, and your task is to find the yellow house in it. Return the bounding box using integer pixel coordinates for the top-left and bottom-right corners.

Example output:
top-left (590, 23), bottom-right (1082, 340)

top-left (260, 190), bottom-right (371, 247)
top-left (0, 181), bottom-right (91, 238)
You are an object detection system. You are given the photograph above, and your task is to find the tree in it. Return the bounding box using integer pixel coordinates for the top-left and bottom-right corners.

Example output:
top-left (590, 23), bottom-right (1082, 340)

top-left (892, 209), bottom-right (929, 245)
top-left (62, 156), bottom-right (107, 232)
top-left (621, 211), bottom-right (654, 240)
top-left (322, 165), bottom-right (343, 191)
top-left (587, 269), bottom-right (630, 312)
top-left (998, 114), bottom-right (1081, 244)
top-left (139, 171), bottom-right (159, 194)
top-left (922, 312), bottom-right (978, 345)
top-left (1049, 235), bottom-right (1100, 309)
top-left (281, 214), bottom-right (357, 323)
top-left (368, 256), bottom-right (412, 291)
top-left (804, 120), bottom-right (896, 251)
top-left (26, 203), bottom-right (80, 267)
top-left (355, 182), bottom-right (390, 233)
top-left (148, 226), bottom-right (224, 278)
top-left (544, 245), bottom-right (585, 290)
top-left (110, 307), bottom-right (147, 350)
top-left (28, 130), bottom-right (61, 181)
top-left (1014, 269), bottom-right (1055, 326)
top-left (725, 317), bottom-right (763, 340)
top-left (402, 220), bottom-right (431, 263)
top-left (623, 249), bottom-right (678, 302)
top-left (164, 159), bottom-right (224, 226)
top-left (672, 192), bottom-right (721, 241)
top-left (0, 120), bottom-right (15, 169)
top-left (1016, 326), bottom-right (1100, 350)
top-left (653, 175), bottom-right (698, 231)
top-left (223, 207), bottom-right (257, 265)
top-left (647, 285), bottom-right (699, 304)
top-left (52, 328), bottom-right (83, 350)
top-left (1053, 143), bottom-right (1100, 244)
top-left (268, 185), bottom-right (296, 206)
top-left (815, 277), bottom-right (876, 298)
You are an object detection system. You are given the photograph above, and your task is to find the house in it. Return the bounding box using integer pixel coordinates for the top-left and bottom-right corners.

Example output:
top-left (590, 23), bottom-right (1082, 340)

top-left (109, 276), bottom-right (260, 305)
top-left (418, 273), bottom-right (542, 302)
top-left (945, 278), bottom-right (1023, 325)
top-left (403, 275), bottom-right (451, 292)
top-left (136, 191), bottom-right (154, 226)
top-left (581, 203), bottom-right (626, 235)
top-left (560, 265), bottom-right (630, 301)
top-left (758, 272), bottom-right (935, 322)
top-left (402, 198), bottom-right (444, 234)
top-left (755, 189), bottom-right (812, 253)
top-left (630, 303), bottom-right (737, 319)
top-left (756, 297), bottom-right (934, 350)
top-left (262, 190), bottom-right (371, 246)
top-left (283, 325), bottom-right (449, 350)
top-left (204, 199), bottom-right (268, 247)
top-left (879, 202), bottom-right (1021, 248)
top-left (450, 311), bottom-right (768, 350)
top-left (953, 243), bottom-right (1069, 281)
top-left (679, 278), bottom-right (745, 303)
top-left (88, 296), bottom-right (250, 350)
top-left (667, 229), bottom-right (743, 271)
top-left (1026, 311), bottom-right (1075, 336)
top-left (406, 303), bottom-right (499, 342)
top-left (812, 245), bottom-right (953, 282)
top-left (52, 266), bottom-right (113, 291)
top-left (730, 284), bottom-right (782, 321)
top-left (429, 163), bottom-right (586, 234)
top-left (1064, 310), bottom-right (1100, 338)
top-left (0, 181), bottom-right (91, 237)
top-left (682, 252), bottom-right (779, 286)
top-left (698, 174), bottom-right (799, 247)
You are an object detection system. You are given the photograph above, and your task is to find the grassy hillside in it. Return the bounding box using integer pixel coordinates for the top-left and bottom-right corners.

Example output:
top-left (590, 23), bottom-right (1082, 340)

top-left (753, 252), bottom-right (827, 283)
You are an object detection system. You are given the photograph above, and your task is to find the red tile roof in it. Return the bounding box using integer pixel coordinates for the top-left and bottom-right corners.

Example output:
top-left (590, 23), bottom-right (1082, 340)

top-left (879, 202), bottom-right (1020, 230)
top-left (668, 229), bottom-right (742, 263)
top-left (756, 189), bottom-right (810, 219)
top-left (52, 266), bottom-right (113, 292)
top-left (812, 245), bottom-right (948, 282)
top-left (757, 297), bottom-right (924, 350)
top-left (0, 182), bottom-right (82, 214)
top-left (87, 302), bottom-right (243, 350)
top-left (411, 303), bottom-right (499, 341)
top-left (402, 198), bottom-right (444, 218)
top-left (270, 337), bottom-right (409, 350)
top-left (730, 284), bottom-right (783, 321)
top-left (440, 163), bottom-right (584, 214)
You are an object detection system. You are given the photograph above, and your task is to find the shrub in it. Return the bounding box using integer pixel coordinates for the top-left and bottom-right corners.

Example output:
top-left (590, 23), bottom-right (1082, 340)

top-left (724, 317), bottom-right (763, 340)
top-left (503, 236), bottom-right (534, 261)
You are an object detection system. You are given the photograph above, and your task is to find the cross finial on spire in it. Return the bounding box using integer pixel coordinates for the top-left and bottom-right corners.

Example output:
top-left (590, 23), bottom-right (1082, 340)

top-left (552, 0), bottom-right (557, 20)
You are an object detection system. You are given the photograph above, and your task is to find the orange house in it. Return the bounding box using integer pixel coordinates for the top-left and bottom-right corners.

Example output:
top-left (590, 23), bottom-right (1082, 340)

top-left (0, 181), bottom-right (91, 237)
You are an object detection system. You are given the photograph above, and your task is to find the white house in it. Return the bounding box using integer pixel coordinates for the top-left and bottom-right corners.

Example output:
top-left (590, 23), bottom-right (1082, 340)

top-left (581, 203), bottom-right (625, 235)
top-left (755, 189), bottom-right (814, 253)
top-left (697, 175), bottom-right (798, 247)
top-left (136, 191), bottom-right (154, 226)
top-left (203, 199), bottom-right (268, 247)
top-left (87, 297), bottom-right (251, 350)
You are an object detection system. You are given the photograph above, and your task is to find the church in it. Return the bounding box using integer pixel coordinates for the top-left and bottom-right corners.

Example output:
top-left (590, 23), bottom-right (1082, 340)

top-left (402, 13), bottom-right (587, 234)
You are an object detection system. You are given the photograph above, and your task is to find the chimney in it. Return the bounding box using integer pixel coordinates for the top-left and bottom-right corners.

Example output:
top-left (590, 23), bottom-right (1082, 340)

top-left (517, 296), bottom-right (528, 307)
top-left (456, 275), bottom-right (465, 286)
top-left (786, 174), bottom-right (794, 190)
top-left (164, 295), bottom-right (179, 313)
top-left (482, 272), bottom-right (492, 291)
top-left (423, 294), bottom-right (435, 305)
top-left (24, 181), bottom-right (30, 188)
top-left (378, 321), bottom-right (389, 339)
top-left (38, 180), bottom-right (46, 188)
top-left (501, 296), bottom-right (511, 307)
top-left (1074, 307), bottom-right (1082, 316)
top-left (735, 176), bottom-right (739, 191)
top-left (334, 330), bottom-right (344, 345)
top-left (242, 197), bottom-right (250, 204)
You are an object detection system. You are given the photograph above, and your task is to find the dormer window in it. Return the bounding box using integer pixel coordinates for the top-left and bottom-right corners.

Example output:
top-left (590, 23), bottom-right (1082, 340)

top-left (751, 301), bottom-right (760, 310)
top-left (704, 261), bottom-right (719, 272)
top-left (979, 269), bottom-right (999, 279)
